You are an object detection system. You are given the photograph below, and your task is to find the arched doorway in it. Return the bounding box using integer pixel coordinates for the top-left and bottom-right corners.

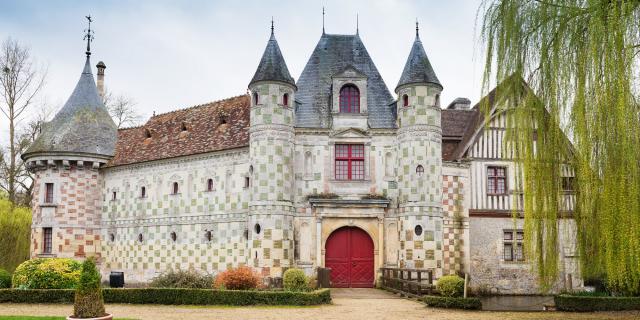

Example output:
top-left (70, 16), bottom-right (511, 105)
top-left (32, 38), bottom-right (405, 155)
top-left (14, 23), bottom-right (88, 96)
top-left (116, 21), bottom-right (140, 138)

top-left (325, 226), bottom-right (374, 288)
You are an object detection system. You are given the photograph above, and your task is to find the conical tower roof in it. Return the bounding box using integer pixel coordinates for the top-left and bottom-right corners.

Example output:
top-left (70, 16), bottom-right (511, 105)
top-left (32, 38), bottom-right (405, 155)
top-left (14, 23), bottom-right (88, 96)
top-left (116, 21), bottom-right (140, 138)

top-left (396, 30), bottom-right (441, 92)
top-left (249, 28), bottom-right (295, 87)
top-left (23, 56), bottom-right (117, 159)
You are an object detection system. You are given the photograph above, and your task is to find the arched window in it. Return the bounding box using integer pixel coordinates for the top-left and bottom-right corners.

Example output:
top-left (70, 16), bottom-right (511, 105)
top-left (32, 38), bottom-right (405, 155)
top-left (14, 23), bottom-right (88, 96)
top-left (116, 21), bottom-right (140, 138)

top-left (416, 165), bottom-right (424, 177)
top-left (283, 93), bottom-right (289, 106)
top-left (254, 223), bottom-right (262, 234)
top-left (172, 182), bottom-right (179, 194)
top-left (253, 92), bottom-right (259, 105)
top-left (403, 94), bottom-right (409, 107)
top-left (137, 233), bottom-right (143, 243)
top-left (170, 232), bottom-right (177, 242)
top-left (435, 94), bottom-right (440, 107)
top-left (206, 179), bottom-right (214, 192)
top-left (205, 230), bottom-right (212, 242)
top-left (140, 186), bottom-right (146, 198)
top-left (144, 128), bottom-right (152, 139)
top-left (339, 85), bottom-right (360, 113)
top-left (181, 122), bottom-right (187, 132)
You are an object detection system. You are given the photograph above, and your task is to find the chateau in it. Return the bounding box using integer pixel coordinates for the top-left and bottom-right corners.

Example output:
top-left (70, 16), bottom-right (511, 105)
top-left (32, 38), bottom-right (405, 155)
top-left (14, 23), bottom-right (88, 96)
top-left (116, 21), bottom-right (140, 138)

top-left (22, 21), bottom-right (582, 294)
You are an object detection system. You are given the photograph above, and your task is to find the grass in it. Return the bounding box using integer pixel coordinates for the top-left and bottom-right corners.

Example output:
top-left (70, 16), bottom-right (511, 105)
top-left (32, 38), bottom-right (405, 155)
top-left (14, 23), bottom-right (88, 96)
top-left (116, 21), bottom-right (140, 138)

top-left (0, 317), bottom-right (137, 320)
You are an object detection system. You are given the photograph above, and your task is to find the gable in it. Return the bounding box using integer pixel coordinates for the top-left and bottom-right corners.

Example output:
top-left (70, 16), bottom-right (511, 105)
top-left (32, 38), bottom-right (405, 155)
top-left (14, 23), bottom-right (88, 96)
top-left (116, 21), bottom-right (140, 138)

top-left (330, 127), bottom-right (369, 138)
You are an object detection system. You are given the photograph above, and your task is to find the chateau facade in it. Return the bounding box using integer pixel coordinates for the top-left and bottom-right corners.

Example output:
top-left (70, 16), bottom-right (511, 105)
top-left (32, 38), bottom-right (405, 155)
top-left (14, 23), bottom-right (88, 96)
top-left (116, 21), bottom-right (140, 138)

top-left (23, 22), bottom-right (582, 294)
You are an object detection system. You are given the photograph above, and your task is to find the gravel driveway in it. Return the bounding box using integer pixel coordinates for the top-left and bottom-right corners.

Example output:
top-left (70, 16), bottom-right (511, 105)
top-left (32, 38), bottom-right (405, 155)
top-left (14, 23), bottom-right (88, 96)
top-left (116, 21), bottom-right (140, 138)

top-left (0, 289), bottom-right (638, 320)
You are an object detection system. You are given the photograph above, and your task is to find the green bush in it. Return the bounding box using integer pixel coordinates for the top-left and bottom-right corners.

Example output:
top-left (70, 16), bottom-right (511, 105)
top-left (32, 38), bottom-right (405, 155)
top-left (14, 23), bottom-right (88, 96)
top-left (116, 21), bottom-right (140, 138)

top-left (150, 269), bottom-right (214, 289)
top-left (436, 275), bottom-right (464, 297)
top-left (73, 258), bottom-right (106, 318)
top-left (0, 199), bottom-right (31, 272)
top-left (0, 288), bottom-right (332, 306)
top-left (423, 295), bottom-right (482, 310)
top-left (0, 269), bottom-right (11, 288)
top-left (554, 294), bottom-right (640, 311)
top-left (12, 258), bottom-right (82, 289)
top-left (283, 268), bottom-right (309, 292)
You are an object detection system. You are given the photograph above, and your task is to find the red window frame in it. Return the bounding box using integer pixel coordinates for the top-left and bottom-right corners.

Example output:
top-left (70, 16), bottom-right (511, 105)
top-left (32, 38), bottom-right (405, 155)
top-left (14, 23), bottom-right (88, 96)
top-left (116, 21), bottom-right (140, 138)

top-left (44, 183), bottom-right (54, 203)
top-left (339, 85), bottom-right (360, 113)
top-left (43, 227), bottom-right (52, 254)
top-left (487, 166), bottom-right (507, 195)
top-left (335, 144), bottom-right (365, 180)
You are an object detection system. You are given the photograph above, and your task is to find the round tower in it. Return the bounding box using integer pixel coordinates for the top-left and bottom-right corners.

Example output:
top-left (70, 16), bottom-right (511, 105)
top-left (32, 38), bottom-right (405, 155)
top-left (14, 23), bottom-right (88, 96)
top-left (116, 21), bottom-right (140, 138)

top-left (247, 22), bottom-right (296, 277)
top-left (395, 24), bottom-right (444, 274)
top-left (22, 19), bottom-right (117, 261)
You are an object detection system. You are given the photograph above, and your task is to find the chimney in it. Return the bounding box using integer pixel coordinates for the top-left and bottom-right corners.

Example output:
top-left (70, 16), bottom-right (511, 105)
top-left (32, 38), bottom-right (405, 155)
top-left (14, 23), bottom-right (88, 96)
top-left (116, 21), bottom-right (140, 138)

top-left (96, 61), bottom-right (106, 99)
top-left (447, 97), bottom-right (471, 110)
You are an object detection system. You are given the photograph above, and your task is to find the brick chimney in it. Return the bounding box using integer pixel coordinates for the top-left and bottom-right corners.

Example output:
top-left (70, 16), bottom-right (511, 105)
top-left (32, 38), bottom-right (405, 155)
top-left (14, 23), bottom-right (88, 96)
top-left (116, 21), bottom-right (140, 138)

top-left (96, 61), bottom-right (106, 98)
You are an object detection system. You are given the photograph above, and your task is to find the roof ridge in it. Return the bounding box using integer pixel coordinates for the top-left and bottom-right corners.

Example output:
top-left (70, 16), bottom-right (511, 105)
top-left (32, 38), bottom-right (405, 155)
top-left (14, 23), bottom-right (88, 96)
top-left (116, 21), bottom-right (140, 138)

top-left (151, 94), bottom-right (247, 118)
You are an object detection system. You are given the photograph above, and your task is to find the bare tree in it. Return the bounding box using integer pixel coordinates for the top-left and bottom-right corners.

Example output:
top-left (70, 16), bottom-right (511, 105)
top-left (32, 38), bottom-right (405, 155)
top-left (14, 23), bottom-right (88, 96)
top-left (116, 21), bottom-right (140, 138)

top-left (103, 89), bottom-right (141, 128)
top-left (0, 38), bottom-right (46, 205)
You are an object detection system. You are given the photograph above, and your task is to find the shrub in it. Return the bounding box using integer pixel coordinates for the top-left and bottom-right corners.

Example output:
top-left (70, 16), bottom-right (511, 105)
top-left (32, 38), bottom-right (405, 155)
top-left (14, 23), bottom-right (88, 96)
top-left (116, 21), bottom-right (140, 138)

top-left (0, 199), bottom-right (31, 272)
top-left (213, 266), bottom-right (261, 290)
top-left (0, 288), bottom-right (332, 306)
top-left (73, 258), bottom-right (106, 318)
top-left (150, 269), bottom-right (214, 289)
top-left (423, 295), bottom-right (482, 310)
top-left (0, 269), bottom-right (11, 288)
top-left (436, 275), bottom-right (464, 297)
top-left (554, 294), bottom-right (640, 311)
top-left (283, 268), bottom-right (309, 292)
top-left (12, 258), bottom-right (81, 289)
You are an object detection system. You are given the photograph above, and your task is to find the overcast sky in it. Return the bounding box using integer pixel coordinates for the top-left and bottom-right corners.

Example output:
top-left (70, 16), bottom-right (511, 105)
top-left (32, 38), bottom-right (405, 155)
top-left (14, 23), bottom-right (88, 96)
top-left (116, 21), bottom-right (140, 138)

top-left (0, 0), bottom-right (486, 134)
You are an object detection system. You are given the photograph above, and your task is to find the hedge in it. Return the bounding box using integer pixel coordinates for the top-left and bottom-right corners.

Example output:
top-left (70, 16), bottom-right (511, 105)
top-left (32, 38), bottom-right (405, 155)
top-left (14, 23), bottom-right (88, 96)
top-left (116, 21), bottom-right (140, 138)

top-left (0, 288), bottom-right (331, 306)
top-left (422, 295), bottom-right (482, 310)
top-left (554, 294), bottom-right (640, 312)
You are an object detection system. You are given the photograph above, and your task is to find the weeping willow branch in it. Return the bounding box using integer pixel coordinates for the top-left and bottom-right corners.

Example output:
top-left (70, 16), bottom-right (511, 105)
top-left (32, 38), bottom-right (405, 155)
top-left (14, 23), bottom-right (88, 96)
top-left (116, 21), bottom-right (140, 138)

top-left (480, 0), bottom-right (640, 295)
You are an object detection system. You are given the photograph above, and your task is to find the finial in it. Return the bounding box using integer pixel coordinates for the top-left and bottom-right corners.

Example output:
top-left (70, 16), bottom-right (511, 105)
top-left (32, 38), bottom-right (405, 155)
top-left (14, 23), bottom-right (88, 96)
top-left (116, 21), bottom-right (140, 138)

top-left (271, 17), bottom-right (274, 35)
top-left (322, 7), bottom-right (325, 34)
top-left (84, 15), bottom-right (94, 57)
top-left (416, 19), bottom-right (419, 38)
top-left (356, 14), bottom-right (359, 35)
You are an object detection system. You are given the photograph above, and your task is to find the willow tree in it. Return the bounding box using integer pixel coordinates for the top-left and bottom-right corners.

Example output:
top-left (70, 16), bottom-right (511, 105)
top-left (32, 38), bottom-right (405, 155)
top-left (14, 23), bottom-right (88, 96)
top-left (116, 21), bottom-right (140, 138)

top-left (480, 0), bottom-right (640, 295)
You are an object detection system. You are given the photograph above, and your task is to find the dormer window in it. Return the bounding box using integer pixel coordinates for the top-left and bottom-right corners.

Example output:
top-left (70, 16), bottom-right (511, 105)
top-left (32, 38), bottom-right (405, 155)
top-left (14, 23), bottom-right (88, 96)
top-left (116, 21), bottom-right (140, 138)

top-left (172, 182), bottom-right (179, 195)
top-left (144, 129), bottom-right (152, 139)
top-left (283, 93), bottom-right (289, 106)
top-left (180, 122), bottom-right (187, 132)
top-left (403, 94), bottom-right (409, 107)
top-left (219, 116), bottom-right (228, 125)
top-left (339, 85), bottom-right (360, 113)
top-left (253, 92), bottom-right (259, 105)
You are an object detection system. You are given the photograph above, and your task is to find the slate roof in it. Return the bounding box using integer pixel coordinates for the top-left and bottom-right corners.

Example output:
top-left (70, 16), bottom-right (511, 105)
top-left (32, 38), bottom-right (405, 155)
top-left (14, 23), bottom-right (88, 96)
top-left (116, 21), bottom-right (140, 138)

top-left (441, 109), bottom-right (479, 161)
top-left (108, 95), bottom-right (249, 167)
top-left (249, 32), bottom-right (295, 87)
top-left (23, 57), bottom-right (117, 159)
top-left (396, 34), bottom-right (441, 91)
top-left (295, 33), bottom-right (396, 128)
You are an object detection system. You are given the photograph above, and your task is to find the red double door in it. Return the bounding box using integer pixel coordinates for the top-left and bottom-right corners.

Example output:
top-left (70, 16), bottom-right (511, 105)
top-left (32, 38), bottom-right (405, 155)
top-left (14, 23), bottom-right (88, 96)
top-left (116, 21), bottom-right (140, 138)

top-left (325, 226), bottom-right (374, 288)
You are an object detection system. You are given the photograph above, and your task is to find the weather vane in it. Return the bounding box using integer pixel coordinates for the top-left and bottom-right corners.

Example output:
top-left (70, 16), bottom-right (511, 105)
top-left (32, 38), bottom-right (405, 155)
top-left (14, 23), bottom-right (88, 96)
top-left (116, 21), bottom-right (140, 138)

top-left (84, 15), bottom-right (94, 57)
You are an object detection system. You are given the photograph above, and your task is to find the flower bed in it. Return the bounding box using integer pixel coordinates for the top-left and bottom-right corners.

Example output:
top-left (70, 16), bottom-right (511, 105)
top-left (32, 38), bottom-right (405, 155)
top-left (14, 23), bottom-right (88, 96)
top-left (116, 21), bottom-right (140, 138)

top-left (422, 295), bottom-right (482, 310)
top-left (0, 288), bottom-right (331, 306)
top-left (554, 294), bottom-right (640, 311)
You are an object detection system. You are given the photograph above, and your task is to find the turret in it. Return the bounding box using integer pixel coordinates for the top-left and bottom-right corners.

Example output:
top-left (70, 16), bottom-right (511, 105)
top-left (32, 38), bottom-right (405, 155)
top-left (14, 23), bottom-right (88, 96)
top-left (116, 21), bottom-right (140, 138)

top-left (22, 17), bottom-right (117, 261)
top-left (247, 21), bottom-right (296, 277)
top-left (394, 23), bottom-right (444, 273)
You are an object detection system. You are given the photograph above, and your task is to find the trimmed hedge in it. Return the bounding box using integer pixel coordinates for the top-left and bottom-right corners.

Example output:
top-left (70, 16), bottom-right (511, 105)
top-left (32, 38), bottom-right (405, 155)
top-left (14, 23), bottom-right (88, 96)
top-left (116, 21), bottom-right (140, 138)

top-left (555, 294), bottom-right (640, 312)
top-left (0, 288), bottom-right (331, 306)
top-left (0, 269), bottom-right (11, 288)
top-left (423, 295), bottom-right (482, 310)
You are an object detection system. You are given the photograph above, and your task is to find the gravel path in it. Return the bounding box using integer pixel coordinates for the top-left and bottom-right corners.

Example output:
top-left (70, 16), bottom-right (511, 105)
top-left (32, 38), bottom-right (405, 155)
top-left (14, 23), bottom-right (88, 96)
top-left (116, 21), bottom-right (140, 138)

top-left (0, 289), bottom-right (639, 320)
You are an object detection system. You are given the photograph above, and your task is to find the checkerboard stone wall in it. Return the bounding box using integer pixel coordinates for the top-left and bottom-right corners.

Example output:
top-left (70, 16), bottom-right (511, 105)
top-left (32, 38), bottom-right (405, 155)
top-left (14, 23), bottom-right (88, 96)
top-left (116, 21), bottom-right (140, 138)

top-left (442, 174), bottom-right (467, 275)
top-left (249, 82), bottom-right (296, 277)
top-left (101, 149), bottom-right (251, 282)
top-left (30, 161), bottom-right (103, 259)
top-left (396, 84), bottom-right (443, 277)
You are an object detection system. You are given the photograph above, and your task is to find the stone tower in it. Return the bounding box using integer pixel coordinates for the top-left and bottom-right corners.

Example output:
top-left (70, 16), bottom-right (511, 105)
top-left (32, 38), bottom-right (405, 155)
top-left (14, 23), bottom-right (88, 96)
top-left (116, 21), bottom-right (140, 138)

top-left (395, 25), bottom-right (444, 274)
top-left (247, 24), bottom-right (296, 277)
top-left (22, 34), bottom-right (117, 260)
